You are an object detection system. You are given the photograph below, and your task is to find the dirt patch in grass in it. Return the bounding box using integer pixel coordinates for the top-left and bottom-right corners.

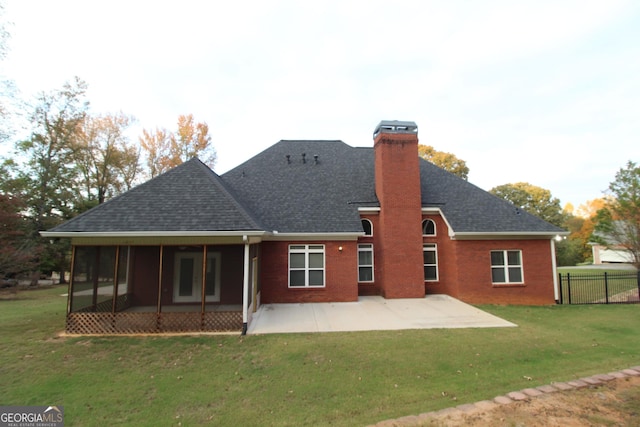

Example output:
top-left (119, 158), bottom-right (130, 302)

top-left (425, 376), bottom-right (640, 426)
top-left (0, 288), bottom-right (19, 300)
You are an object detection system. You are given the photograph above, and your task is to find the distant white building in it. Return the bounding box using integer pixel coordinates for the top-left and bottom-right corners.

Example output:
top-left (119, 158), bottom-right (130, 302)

top-left (591, 220), bottom-right (637, 265)
top-left (591, 244), bottom-right (635, 264)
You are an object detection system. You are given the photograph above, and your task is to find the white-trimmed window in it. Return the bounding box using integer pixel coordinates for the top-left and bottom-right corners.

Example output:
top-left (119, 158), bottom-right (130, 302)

top-left (358, 244), bottom-right (374, 282)
top-left (423, 244), bottom-right (438, 281)
top-left (422, 219), bottom-right (436, 236)
top-left (289, 245), bottom-right (325, 287)
top-left (361, 219), bottom-right (373, 236)
top-left (491, 250), bottom-right (523, 284)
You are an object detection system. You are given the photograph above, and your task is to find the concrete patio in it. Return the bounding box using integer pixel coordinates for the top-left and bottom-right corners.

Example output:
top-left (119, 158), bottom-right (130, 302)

top-left (247, 294), bottom-right (516, 334)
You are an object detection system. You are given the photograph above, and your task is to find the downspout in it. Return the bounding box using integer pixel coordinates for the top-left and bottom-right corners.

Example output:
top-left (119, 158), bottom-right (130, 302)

top-left (550, 238), bottom-right (559, 303)
top-left (242, 235), bottom-right (250, 335)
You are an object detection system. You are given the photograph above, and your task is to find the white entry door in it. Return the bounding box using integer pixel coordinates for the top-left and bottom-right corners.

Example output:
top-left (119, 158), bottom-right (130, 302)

top-left (173, 252), bottom-right (221, 302)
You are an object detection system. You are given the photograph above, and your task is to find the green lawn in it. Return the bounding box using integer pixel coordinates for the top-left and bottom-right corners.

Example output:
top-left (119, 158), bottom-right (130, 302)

top-left (1, 286), bottom-right (639, 426)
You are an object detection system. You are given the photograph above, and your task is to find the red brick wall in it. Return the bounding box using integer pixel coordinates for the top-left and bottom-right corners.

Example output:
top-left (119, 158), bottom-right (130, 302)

top-left (453, 239), bottom-right (555, 305)
top-left (422, 214), bottom-right (461, 298)
top-left (127, 236), bottom-right (555, 306)
top-left (416, 213), bottom-right (555, 305)
top-left (358, 214), bottom-right (381, 296)
top-left (260, 240), bottom-right (358, 303)
top-left (374, 132), bottom-right (425, 298)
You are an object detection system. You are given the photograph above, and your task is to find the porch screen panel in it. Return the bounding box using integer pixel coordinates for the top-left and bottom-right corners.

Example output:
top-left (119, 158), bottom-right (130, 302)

top-left (129, 246), bottom-right (161, 308)
top-left (95, 247), bottom-right (116, 312)
top-left (117, 246), bottom-right (129, 296)
top-left (71, 246), bottom-right (97, 312)
top-left (70, 246), bottom-right (122, 312)
top-left (113, 246), bottom-right (130, 311)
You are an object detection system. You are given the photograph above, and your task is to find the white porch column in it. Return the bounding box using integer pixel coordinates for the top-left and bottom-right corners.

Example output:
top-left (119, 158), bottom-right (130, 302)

top-left (242, 236), bottom-right (250, 335)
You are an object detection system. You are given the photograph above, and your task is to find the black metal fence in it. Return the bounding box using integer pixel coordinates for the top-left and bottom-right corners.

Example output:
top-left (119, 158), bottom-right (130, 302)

top-left (558, 271), bottom-right (640, 305)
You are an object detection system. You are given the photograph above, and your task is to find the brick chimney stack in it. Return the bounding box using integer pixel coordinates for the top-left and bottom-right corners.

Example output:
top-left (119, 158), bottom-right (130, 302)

top-left (373, 120), bottom-right (425, 298)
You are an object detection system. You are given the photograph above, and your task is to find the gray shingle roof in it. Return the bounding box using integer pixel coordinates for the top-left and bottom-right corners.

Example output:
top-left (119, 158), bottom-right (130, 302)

top-left (222, 140), bottom-right (564, 235)
top-left (48, 158), bottom-right (262, 233)
top-left (418, 160), bottom-right (565, 234)
top-left (48, 140), bottom-right (564, 236)
top-left (222, 141), bottom-right (372, 233)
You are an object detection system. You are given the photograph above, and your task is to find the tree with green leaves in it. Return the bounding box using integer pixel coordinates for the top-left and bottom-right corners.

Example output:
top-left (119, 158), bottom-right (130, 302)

top-left (593, 161), bottom-right (640, 267)
top-left (418, 144), bottom-right (469, 180)
top-left (2, 75), bottom-right (142, 278)
top-left (14, 77), bottom-right (89, 230)
top-left (0, 192), bottom-right (40, 278)
top-left (489, 182), bottom-right (565, 227)
top-left (75, 112), bottom-right (140, 205)
top-left (3, 77), bottom-right (88, 280)
top-left (555, 205), bottom-right (586, 266)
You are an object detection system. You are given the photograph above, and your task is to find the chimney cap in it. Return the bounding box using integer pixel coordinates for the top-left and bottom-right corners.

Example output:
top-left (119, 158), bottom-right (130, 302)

top-left (373, 120), bottom-right (418, 138)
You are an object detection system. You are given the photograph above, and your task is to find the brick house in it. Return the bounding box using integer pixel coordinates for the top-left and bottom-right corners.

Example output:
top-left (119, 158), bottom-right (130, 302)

top-left (43, 120), bottom-right (566, 335)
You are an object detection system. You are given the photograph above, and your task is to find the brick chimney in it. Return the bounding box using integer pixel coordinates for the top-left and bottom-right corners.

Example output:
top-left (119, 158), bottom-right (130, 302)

top-left (373, 120), bottom-right (425, 298)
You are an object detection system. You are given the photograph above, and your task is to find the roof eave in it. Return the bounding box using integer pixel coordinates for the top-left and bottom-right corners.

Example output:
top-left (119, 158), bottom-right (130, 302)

top-left (357, 207), bottom-right (380, 213)
top-left (40, 230), bottom-right (267, 238)
top-left (451, 231), bottom-right (570, 240)
top-left (266, 232), bottom-right (363, 241)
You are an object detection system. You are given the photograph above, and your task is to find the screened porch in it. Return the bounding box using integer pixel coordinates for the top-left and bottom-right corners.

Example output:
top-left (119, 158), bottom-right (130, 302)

top-left (65, 243), bottom-right (259, 335)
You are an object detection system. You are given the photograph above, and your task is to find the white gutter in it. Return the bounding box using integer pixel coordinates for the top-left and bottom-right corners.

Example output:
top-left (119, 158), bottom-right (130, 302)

top-left (40, 230), bottom-right (267, 238)
top-left (421, 207), bottom-right (455, 237)
top-left (266, 232), bottom-right (363, 241)
top-left (451, 231), bottom-right (570, 240)
top-left (40, 229), bottom-right (364, 242)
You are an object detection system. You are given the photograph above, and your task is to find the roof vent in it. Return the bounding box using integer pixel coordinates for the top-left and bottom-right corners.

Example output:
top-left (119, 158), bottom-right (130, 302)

top-left (314, 155), bottom-right (319, 165)
top-left (373, 120), bottom-right (418, 138)
top-left (302, 153), bottom-right (306, 164)
top-left (286, 154), bottom-right (291, 164)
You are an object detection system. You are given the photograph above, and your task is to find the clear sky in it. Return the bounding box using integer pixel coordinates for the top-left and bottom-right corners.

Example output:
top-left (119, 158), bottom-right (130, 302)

top-left (2, 0), bottom-right (639, 209)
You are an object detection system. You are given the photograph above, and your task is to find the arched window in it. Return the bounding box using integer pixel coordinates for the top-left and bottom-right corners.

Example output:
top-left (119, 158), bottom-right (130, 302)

top-left (422, 219), bottom-right (436, 236)
top-left (361, 219), bottom-right (373, 236)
